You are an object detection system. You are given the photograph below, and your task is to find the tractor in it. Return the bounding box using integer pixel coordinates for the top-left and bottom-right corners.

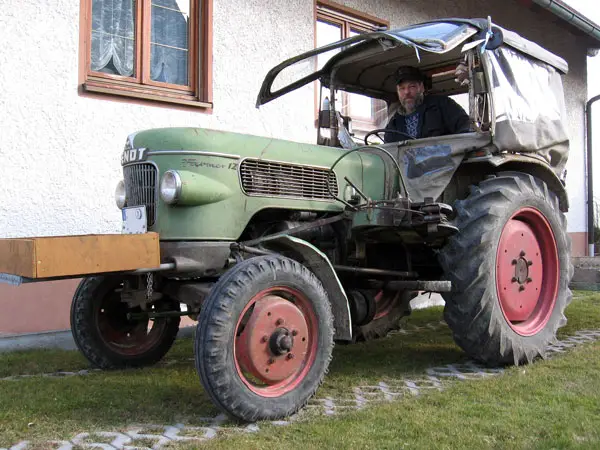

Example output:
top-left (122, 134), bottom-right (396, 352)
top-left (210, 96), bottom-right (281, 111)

top-left (9, 18), bottom-right (574, 422)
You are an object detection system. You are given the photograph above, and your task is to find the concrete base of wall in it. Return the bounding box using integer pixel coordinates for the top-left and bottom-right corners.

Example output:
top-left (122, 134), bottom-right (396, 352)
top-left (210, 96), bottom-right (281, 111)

top-left (0, 279), bottom-right (80, 334)
top-left (0, 326), bottom-right (197, 354)
top-left (0, 329), bottom-right (79, 353)
top-left (570, 256), bottom-right (600, 291)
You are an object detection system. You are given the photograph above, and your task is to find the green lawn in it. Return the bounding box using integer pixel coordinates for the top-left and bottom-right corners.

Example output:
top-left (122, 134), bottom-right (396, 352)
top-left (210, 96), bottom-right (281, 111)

top-left (195, 341), bottom-right (600, 450)
top-left (1, 292), bottom-right (599, 448)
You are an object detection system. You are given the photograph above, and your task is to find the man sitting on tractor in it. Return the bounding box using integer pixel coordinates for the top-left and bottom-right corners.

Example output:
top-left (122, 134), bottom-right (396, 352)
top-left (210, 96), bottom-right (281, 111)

top-left (383, 66), bottom-right (470, 142)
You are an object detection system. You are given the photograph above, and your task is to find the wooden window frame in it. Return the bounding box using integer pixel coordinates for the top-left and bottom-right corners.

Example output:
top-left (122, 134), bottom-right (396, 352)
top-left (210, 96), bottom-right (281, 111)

top-left (314, 0), bottom-right (389, 130)
top-left (316, 1), bottom-right (388, 37)
top-left (79, 0), bottom-right (213, 109)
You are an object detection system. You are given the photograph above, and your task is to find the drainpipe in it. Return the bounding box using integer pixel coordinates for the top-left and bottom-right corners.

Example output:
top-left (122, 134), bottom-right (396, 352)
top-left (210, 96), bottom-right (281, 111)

top-left (586, 95), bottom-right (600, 256)
top-left (532, 0), bottom-right (600, 42)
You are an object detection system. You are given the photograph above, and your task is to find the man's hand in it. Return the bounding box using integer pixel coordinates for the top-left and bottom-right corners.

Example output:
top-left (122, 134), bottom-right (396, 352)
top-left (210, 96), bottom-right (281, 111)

top-left (454, 62), bottom-right (469, 86)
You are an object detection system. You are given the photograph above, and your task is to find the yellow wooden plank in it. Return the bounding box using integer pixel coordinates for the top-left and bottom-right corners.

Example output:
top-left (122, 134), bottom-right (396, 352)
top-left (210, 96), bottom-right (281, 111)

top-left (0, 233), bottom-right (160, 279)
top-left (34, 233), bottom-right (160, 278)
top-left (0, 239), bottom-right (37, 278)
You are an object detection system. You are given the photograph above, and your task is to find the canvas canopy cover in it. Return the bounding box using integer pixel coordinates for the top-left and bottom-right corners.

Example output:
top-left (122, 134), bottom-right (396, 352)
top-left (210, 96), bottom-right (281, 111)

top-left (257, 18), bottom-right (570, 176)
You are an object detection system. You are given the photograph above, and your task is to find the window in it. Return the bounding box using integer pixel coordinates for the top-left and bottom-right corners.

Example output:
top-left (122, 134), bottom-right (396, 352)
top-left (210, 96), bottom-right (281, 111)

top-left (80, 0), bottom-right (212, 108)
top-left (315, 1), bottom-right (388, 133)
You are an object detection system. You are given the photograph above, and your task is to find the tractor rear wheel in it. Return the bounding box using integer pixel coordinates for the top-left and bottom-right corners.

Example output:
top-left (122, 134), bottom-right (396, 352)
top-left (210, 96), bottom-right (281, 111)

top-left (353, 290), bottom-right (415, 341)
top-left (194, 255), bottom-right (334, 421)
top-left (438, 172), bottom-right (573, 365)
top-left (70, 275), bottom-right (180, 369)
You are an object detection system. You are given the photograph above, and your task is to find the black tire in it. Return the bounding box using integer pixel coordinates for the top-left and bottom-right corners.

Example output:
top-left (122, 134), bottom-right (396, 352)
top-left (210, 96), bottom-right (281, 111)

top-left (194, 255), bottom-right (334, 422)
top-left (70, 275), bottom-right (181, 369)
top-left (353, 291), bottom-right (415, 341)
top-left (438, 172), bottom-right (573, 365)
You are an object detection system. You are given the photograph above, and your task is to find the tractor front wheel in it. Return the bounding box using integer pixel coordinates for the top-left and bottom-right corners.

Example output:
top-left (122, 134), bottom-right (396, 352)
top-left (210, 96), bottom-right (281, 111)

top-left (194, 255), bottom-right (334, 422)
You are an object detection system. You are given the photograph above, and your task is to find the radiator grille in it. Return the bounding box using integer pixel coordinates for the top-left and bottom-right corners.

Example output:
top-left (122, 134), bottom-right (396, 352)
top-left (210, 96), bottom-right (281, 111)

top-left (123, 163), bottom-right (158, 226)
top-left (240, 159), bottom-right (338, 200)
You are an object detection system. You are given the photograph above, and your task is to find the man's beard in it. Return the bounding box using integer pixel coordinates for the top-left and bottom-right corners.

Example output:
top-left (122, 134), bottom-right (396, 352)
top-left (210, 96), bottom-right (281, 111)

top-left (398, 92), bottom-right (424, 115)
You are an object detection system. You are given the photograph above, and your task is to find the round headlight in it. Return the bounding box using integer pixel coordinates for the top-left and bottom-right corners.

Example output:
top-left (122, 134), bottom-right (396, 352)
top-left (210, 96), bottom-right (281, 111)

top-left (160, 170), bottom-right (182, 204)
top-left (115, 180), bottom-right (127, 209)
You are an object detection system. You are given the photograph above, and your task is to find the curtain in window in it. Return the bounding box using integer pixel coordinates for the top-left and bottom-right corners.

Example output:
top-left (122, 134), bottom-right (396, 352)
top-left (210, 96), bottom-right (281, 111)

top-left (91, 0), bottom-right (136, 77)
top-left (150, 0), bottom-right (190, 86)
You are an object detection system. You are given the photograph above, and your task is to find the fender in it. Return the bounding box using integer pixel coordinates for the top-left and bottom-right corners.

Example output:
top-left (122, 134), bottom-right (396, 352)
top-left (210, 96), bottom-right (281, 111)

top-left (464, 153), bottom-right (569, 211)
top-left (264, 235), bottom-right (353, 341)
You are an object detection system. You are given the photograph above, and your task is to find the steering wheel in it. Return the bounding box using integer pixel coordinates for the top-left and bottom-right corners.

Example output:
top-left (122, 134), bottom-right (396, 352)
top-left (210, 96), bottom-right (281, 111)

top-left (364, 129), bottom-right (415, 145)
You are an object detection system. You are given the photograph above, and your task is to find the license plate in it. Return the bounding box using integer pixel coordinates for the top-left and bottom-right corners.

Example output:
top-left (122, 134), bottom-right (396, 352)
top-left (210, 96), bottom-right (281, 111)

top-left (122, 206), bottom-right (147, 234)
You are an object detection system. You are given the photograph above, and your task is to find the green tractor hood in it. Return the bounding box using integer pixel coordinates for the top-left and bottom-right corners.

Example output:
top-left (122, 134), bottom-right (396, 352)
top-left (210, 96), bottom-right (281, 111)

top-left (124, 127), bottom-right (388, 240)
top-left (129, 127), bottom-right (356, 167)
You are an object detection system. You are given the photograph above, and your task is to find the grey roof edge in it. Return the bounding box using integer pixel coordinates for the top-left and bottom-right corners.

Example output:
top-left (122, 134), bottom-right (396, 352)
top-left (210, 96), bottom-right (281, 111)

top-left (532, 0), bottom-right (600, 45)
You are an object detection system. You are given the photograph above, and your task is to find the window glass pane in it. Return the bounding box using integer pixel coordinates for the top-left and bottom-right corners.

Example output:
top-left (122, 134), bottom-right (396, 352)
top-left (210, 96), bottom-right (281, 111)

top-left (450, 93), bottom-right (469, 112)
top-left (315, 10), bottom-right (387, 134)
top-left (154, 0), bottom-right (190, 16)
top-left (150, 0), bottom-right (190, 86)
top-left (91, 0), bottom-right (136, 77)
top-left (316, 20), bottom-right (342, 70)
top-left (316, 20), bottom-right (342, 112)
top-left (348, 93), bottom-right (372, 118)
top-left (397, 23), bottom-right (460, 41)
top-left (347, 26), bottom-right (385, 128)
top-left (271, 20), bottom-right (343, 99)
top-left (396, 23), bottom-right (476, 52)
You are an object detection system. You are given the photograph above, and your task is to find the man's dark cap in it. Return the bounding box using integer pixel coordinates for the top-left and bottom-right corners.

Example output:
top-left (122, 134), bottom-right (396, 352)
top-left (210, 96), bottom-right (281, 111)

top-left (395, 66), bottom-right (427, 85)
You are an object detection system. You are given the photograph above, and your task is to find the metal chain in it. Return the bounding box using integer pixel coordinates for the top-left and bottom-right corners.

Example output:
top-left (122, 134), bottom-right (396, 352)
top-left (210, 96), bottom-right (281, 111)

top-left (146, 272), bottom-right (154, 302)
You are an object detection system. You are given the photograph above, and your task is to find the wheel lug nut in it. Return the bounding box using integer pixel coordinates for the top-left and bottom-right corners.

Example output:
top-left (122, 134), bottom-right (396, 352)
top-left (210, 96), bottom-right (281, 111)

top-left (526, 277), bottom-right (532, 283)
top-left (292, 330), bottom-right (298, 336)
top-left (527, 260), bottom-right (533, 266)
top-left (520, 251), bottom-right (526, 257)
top-left (268, 358), bottom-right (275, 365)
top-left (261, 335), bottom-right (268, 343)
top-left (511, 277), bottom-right (517, 283)
top-left (519, 285), bottom-right (525, 292)
top-left (276, 318), bottom-right (283, 326)
top-left (287, 353), bottom-right (295, 360)
top-left (511, 259), bottom-right (517, 265)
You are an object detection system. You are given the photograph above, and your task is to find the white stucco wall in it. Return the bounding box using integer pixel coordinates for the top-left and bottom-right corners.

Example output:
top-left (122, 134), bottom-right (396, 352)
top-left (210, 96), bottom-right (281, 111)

top-left (0, 0), bottom-right (317, 238)
top-left (0, 0), bottom-right (593, 239)
top-left (564, 0), bottom-right (600, 235)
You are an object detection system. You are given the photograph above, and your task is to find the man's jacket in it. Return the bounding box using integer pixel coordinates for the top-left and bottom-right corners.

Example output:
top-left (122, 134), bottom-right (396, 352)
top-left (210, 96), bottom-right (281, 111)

top-left (383, 95), bottom-right (470, 142)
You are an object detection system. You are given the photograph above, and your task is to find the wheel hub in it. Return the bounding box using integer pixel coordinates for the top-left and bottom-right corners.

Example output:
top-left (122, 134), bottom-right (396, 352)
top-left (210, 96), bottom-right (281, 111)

top-left (236, 295), bottom-right (310, 383)
top-left (496, 207), bottom-right (559, 335)
top-left (97, 296), bottom-right (167, 355)
top-left (514, 257), bottom-right (529, 284)
top-left (269, 328), bottom-right (294, 355)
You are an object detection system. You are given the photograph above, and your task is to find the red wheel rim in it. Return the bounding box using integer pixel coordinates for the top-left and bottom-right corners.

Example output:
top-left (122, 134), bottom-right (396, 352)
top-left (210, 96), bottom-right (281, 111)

top-left (234, 287), bottom-right (318, 397)
top-left (372, 290), bottom-right (400, 320)
top-left (496, 207), bottom-right (559, 336)
top-left (96, 288), bottom-right (168, 356)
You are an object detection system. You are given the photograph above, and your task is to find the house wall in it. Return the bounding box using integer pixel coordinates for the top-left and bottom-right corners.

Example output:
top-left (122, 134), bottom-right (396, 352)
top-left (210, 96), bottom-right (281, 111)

top-left (0, 0), bottom-right (592, 334)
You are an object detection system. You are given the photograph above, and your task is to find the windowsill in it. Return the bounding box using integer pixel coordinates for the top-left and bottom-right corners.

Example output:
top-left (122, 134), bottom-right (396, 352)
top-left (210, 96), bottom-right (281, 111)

top-left (83, 79), bottom-right (212, 110)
